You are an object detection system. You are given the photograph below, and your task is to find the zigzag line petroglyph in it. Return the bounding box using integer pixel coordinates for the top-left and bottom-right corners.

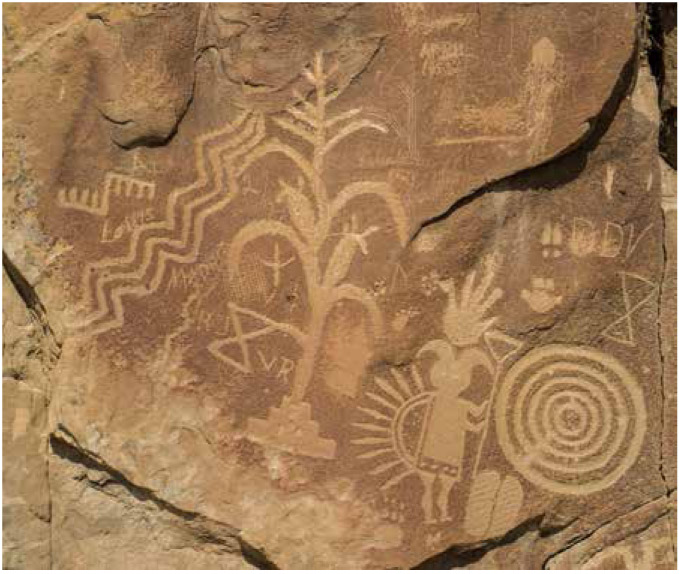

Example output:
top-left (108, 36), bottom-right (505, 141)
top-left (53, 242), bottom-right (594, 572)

top-left (71, 111), bottom-right (266, 335)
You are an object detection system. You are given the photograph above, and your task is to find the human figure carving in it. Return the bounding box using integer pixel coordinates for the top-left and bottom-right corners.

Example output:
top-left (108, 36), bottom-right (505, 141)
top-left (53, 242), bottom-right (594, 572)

top-left (416, 345), bottom-right (492, 523)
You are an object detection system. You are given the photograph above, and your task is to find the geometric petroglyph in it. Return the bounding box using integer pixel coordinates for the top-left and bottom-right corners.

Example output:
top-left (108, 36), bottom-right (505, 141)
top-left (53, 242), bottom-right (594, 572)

top-left (57, 172), bottom-right (155, 217)
top-left (463, 471), bottom-right (523, 539)
top-left (247, 396), bottom-right (337, 460)
top-left (602, 272), bottom-right (658, 347)
top-left (483, 330), bottom-right (523, 364)
top-left (68, 111), bottom-right (267, 336)
top-left (495, 345), bottom-right (647, 495)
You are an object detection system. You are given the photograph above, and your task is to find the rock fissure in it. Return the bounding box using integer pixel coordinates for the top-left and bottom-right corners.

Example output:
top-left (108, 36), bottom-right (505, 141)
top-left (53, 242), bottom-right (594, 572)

top-left (49, 431), bottom-right (278, 570)
top-left (413, 514), bottom-right (567, 569)
top-left (542, 493), bottom-right (673, 569)
top-left (658, 194), bottom-right (671, 498)
top-left (410, 34), bottom-right (638, 245)
top-left (2, 250), bottom-right (61, 367)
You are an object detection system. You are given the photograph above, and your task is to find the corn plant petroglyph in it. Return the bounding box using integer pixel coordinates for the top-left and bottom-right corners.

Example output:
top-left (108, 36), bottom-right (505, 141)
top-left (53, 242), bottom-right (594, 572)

top-left (213, 52), bottom-right (408, 455)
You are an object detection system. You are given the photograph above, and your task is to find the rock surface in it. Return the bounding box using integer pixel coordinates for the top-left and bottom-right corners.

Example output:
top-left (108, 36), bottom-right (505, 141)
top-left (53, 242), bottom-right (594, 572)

top-left (3, 3), bottom-right (676, 569)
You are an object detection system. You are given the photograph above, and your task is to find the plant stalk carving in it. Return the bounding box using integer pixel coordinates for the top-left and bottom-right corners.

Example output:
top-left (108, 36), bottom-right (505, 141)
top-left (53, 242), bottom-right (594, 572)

top-left (226, 52), bottom-right (408, 404)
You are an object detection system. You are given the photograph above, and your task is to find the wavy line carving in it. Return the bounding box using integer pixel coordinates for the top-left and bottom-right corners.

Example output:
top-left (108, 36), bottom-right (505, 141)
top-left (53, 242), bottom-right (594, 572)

top-left (71, 111), bottom-right (266, 335)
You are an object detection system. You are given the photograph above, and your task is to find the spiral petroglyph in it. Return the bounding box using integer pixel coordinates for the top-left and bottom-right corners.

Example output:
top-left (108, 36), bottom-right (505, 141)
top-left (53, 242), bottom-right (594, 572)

top-left (495, 345), bottom-right (647, 495)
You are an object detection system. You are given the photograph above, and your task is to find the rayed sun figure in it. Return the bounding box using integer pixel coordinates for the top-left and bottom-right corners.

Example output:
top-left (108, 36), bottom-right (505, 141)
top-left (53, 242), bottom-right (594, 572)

top-left (353, 260), bottom-right (521, 526)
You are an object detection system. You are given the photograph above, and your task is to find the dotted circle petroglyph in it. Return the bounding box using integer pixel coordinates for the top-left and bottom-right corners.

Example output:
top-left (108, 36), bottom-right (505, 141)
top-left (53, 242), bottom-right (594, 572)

top-left (495, 345), bottom-right (646, 495)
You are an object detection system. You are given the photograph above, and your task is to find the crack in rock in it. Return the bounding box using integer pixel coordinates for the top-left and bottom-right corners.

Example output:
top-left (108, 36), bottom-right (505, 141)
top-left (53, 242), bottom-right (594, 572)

top-left (2, 250), bottom-right (61, 367)
top-left (49, 428), bottom-right (278, 570)
top-left (542, 493), bottom-right (675, 569)
top-left (409, 33), bottom-right (638, 245)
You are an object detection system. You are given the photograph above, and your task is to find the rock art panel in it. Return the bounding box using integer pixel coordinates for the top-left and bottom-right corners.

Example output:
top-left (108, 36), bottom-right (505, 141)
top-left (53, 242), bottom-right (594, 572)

top-left (3, 2), bottom-right (675, 569)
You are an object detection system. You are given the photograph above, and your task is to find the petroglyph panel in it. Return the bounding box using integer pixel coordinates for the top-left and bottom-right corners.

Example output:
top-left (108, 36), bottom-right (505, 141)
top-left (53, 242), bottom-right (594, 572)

top-left (5, 2), bottom-right (672, 569)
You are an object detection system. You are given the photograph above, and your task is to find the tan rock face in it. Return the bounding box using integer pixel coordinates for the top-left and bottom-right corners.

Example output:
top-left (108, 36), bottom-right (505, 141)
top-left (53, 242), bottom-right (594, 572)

top-left (3, 3), bottom-right (676, 569)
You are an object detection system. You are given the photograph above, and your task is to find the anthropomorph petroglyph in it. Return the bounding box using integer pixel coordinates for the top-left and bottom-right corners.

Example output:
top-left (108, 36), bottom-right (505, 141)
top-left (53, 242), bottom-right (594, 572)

top-left (353, 260), bottom-right (517, 523)
top-left (210, 52), bottom-right (408, 459)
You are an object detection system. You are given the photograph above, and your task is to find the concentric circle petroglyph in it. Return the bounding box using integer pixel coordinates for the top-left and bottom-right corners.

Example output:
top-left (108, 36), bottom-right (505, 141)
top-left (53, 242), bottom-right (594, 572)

top-left (495, 345), bottom-right (646, 495)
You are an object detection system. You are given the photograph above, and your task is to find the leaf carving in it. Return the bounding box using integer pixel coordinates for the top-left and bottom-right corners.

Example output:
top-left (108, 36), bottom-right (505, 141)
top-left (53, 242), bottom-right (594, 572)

top-left (331, 181), bottom-right (409, 246)
top-left (324, 234), bottom-right (360, 287)
top-left (276, 178), bottom-right (316, 243)
top-left (324, 119), bottom-right (388, 157)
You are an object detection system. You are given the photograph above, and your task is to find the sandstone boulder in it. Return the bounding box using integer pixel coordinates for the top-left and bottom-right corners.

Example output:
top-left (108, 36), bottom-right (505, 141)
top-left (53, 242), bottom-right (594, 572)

top-left (3, 3), bottom-right (676, 569)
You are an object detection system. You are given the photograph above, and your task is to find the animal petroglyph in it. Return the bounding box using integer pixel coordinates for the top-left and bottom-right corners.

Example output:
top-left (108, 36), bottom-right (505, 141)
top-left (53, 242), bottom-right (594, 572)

top-left (70, 111), bottom-right (267, 336)
top-left (602, 272), bottom-right (658, 347)
top-left (57, 172), bottom-right (155, 217)
top-left (217, 52), bottom-right (408, 459)
top-left (495, 345), bottom-right (647, 495)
